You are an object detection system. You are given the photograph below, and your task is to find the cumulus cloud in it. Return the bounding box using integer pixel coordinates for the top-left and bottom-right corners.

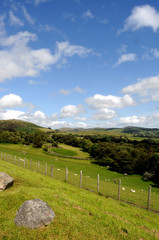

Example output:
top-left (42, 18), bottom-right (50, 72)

top-left (82, 10), bottom-right (94, 19)
top-left (0, 109), bottom-right (25, 120)
top-left (0, 94), bottom-right (23, 108)
top-left (151, 48), bottom-right (159, 58)
top-left (122, 75), bottom-right (159, 100)
top-left (91, 108), bottom-right (118, 120)
top-left (0, 31), bottom-right (92, 82)
top-left (120, 5), bottom-right (159, 33)
top-left (85, 94), bottom-right (135, 109)
top-left (120, 115), bottom-right (147, 125)
top-left (9, 11), bottom-right (24, 27)
top-left (113, 53), bottom-right (136, 67)
top-left (60, 104), bottom-right (84, 118)
top-left (34, 110), bottom-right (46, 119)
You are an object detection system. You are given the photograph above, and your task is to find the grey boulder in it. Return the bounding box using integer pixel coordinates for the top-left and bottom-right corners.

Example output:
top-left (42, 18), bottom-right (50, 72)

top-left (14, 199), bottom-right (55, 229)
top-left (0, 172), bottom-right (14, 190)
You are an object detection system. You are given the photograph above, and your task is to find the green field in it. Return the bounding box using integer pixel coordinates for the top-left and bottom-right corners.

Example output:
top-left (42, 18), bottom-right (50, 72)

top-left (0, 159), bottom-right (159, 240)
top-left (0, 143), bottom-right (159, 213)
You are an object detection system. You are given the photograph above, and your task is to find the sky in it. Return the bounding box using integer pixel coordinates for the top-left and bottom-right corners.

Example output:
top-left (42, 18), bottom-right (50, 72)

top-left (0, 0), bottom-right (159, 129)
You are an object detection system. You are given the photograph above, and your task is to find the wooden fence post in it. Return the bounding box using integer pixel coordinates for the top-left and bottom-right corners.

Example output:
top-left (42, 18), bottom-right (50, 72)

top-left (51, 165), bottom-right (53, 177)
top-left (97, 174), bottom-right (99, 193)
top-left (65, 167), bottom-right (68, 182)
top-left (80, 170), bottom-right (82, 188)
top-left (147, 185), bottom-right (151, 211)
top-left (118, 179), bottom-right (121, 201)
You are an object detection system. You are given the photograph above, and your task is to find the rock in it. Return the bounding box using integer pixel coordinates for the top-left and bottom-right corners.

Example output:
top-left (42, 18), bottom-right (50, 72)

top-left (0, 172), bottom-right (14, 190)
top-left (14, 199), bottom-right (55, 229)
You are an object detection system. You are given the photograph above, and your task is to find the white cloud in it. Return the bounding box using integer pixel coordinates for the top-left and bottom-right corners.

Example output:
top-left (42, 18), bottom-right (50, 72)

top-left (59, 89), bottom-right (70, 95)
top-left (0, 94), bottom-right (23, 108)
top-left (73, 86), bottom-right (85, 93)
top-left (120, 115), bottom-right (147, 125)
top-left (34, 110), bottom-right (46, 119)
top-left (0, 110), bottom-right (25, 120)
top-left (59, 86), bottom-right (85, 95)
top-left (122, 75), bottom-right (159, 100)
top-left (28, 80), bottom-right (38, 85)
top-left (91, 108), bottom-right (118, 120)
top-left (121, 5), bottom-right (159, 32)
top-left (151, 48), bottom-right (159, 58)
top-left (82, 10), bottom-right (94, 19)
top-left (74, 116), bottom-right (87, 121)
top-left (22, 6), bottom-right (35, 25)
top-left (60, 104), bottom-right (84, 118)
top-left (86, 94), bottom-right (135, 109)
top-left (9, 11), bottom-right (24, 27)
top-left (117, 45), bottom-right (127, 54)
top-left (34, 0), bottom-right (50, 6)
top-left (0, 31), bottom-right (92, 82)
top-left (113, 53), bottom-right (136, 67)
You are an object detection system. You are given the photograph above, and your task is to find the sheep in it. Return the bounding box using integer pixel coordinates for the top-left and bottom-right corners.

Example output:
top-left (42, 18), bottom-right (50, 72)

top-left (130, 189), bottom-right (135, 193)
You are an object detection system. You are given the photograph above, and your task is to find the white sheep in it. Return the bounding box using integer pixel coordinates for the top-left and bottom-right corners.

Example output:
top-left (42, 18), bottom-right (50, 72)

top-left (130, 189), bottom-right (135, 193)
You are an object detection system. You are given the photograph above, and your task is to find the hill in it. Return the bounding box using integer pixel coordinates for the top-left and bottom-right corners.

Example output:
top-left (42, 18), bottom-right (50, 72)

top-left (0, 119), bottom-right (45, 133)
top-left (0, 159), bottom-right (159, 240)
top-left (59, 126), bottom-right (159, 138)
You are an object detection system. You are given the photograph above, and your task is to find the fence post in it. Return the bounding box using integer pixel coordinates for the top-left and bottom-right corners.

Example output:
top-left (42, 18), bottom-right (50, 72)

top-left (80, 170), bottom-right (82, 188)
top-left (45, 163), bottom-right (47, 175)
top-left (97, 174), bottom-right (99, 193)
top-left (147, 185), bottom-right (151, 211)
top-left (65, 167), bottom-right (68, 182)
top-left (118, 179), bottom-right (121, 201)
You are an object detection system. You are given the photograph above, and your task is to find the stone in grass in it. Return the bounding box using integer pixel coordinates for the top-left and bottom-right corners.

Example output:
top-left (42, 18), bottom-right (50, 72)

top-left (0, 172), bottom-right (14, 191)
top-left (14, 199), bottom-right (55, 229)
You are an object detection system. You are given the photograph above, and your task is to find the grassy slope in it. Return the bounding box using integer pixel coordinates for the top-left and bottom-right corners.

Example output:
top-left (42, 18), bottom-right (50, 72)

top-left (0, 143), bottom-right (159, 212)
top-left (0, 160), bottom-right (159, 240)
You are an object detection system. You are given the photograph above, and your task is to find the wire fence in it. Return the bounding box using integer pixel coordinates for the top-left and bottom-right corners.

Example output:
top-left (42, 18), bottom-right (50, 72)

top-left (1, 152), bottom-right (159, 213)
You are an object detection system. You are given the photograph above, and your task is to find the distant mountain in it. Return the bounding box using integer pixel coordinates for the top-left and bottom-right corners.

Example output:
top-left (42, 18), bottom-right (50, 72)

top-left (0, 119), bottom-right (45, 133)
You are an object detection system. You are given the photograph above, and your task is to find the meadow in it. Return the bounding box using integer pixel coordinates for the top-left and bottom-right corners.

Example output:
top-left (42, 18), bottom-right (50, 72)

top-left (0, 143), bottom-right (159, 213)
top-left (0, 159), bottom-right (159, 240)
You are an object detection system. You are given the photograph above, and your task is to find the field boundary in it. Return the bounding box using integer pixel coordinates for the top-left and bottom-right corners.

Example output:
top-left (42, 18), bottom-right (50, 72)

top-left (0, 152), bottom-right (159, 214)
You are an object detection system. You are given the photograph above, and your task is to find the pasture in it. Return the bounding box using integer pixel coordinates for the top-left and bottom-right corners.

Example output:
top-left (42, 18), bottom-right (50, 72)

top-left (0, 159), bottom-right (159, 240)
top-left (0, 143), bottom-right (159, 212)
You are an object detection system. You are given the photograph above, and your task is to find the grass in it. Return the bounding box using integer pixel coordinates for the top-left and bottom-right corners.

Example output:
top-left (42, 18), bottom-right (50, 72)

top-left (0, 143), bottom-right (159, 212)
top-left (50, 147), bottom-right (78, 157)
top-left (0, 160), bottom-right (159, 240)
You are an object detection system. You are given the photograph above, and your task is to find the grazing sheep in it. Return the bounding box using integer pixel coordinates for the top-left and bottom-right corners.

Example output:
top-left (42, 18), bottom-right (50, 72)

top-left (130, 189), bottom-right (135, 193)
top-left (122, 187), bottom-right (125, 191)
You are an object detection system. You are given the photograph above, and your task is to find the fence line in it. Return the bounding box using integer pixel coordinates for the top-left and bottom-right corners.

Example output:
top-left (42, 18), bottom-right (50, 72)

top-left (0, 152), bottom-right (158, 213)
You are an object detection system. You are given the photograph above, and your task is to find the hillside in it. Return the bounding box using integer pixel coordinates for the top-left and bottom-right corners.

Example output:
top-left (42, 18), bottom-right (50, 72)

top-left (0, 119), bottom-right (45, 133)
top-left (0, 159), bottom-right (159, 240)
top-left (59, 126), bottom-right (159, 138)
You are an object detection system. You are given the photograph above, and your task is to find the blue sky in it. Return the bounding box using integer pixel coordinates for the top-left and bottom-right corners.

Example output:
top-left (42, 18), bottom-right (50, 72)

top-left (0, 0), bottom-right (159, 129)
